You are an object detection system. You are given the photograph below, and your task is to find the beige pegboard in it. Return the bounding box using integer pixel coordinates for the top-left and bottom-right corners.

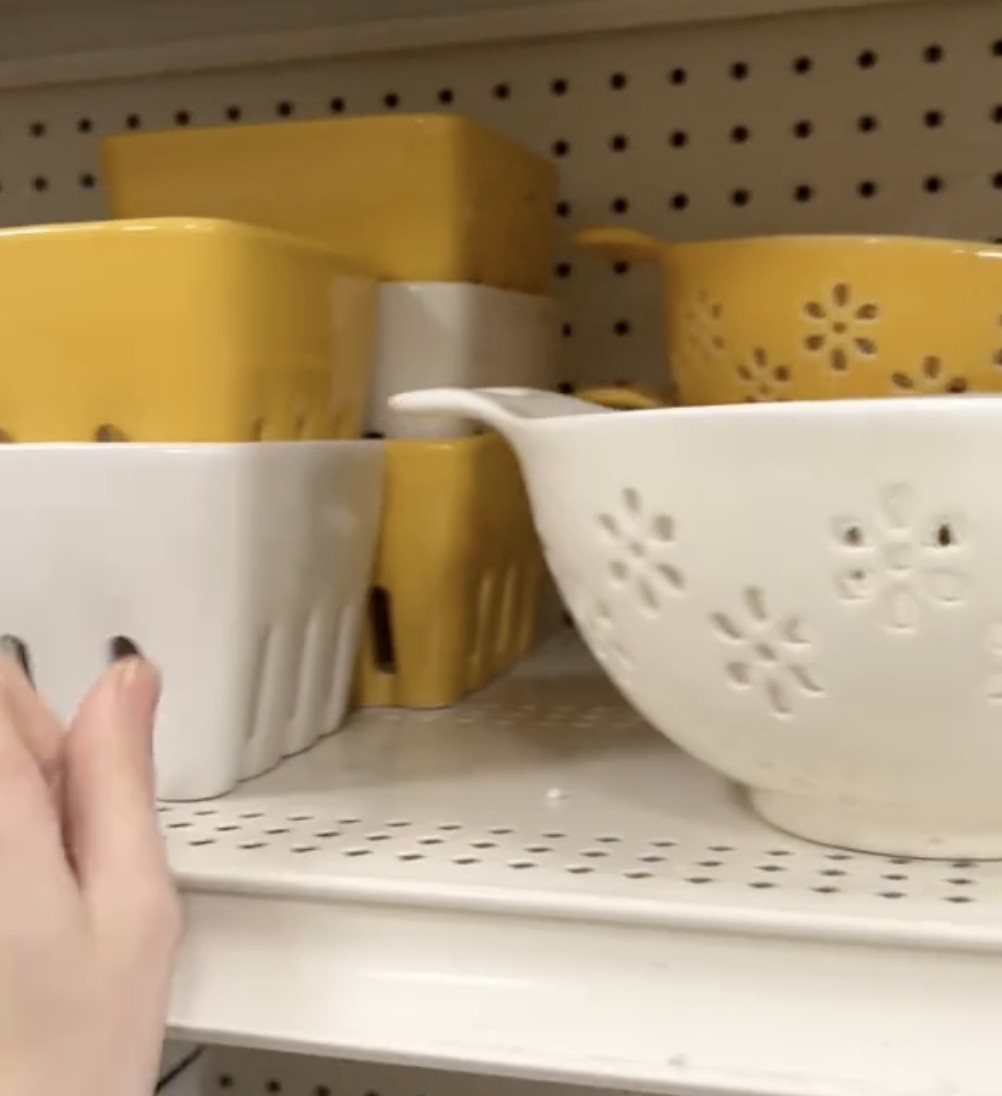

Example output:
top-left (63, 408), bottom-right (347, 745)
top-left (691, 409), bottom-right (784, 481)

top-left (0, 0), bottom-right (999, 387)
top-left (198, 1048), bottom-right (634, 1096)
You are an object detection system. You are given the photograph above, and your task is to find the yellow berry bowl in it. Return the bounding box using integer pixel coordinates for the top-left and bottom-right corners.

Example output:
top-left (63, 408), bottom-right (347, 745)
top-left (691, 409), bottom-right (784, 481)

top-left (575, 226), bottom-right (1002, 405)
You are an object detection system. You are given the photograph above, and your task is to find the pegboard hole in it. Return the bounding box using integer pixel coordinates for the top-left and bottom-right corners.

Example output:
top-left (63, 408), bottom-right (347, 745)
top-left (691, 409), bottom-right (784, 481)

top-left (669, 130), bottom-right (689, 148)
top-left (174, 110), bottom-right (192, 126)
top-left (731, 125), bottom-right (750, 143)
top-left (550, 78), bottom-right (569, 95)
top-left (94, 424), bottom-right (128, 442)
top-left (552, 139), bottom-right (570, 157)
top-left (610, 134), bottom-right (629, 151)
top-left (857, 49), bottom-right (879, 68)
top-left (126, 113), bottom-right (142, 129)
top-left (77, 118), bottom-right (93, 133)
top-left (858, 114), bottom-right (879, 133)
top-left (276, 100), bottom-right (295, 117)
top-left (610, 72), bottom-right (628, 89)
top-left (493, 83), bottom-right (511, 99)
top-left (793, 56), bottom-right (813, 74)
top-left (611, 197), bottom-right (630, 214)
top-left (669, 67), bottom-right (687, 85)
top-left (925, 109), bottom-right (944, 128)
top-left (226, 105), bottom-right (242, 121)
top-left (794, 185), bottom-right (813, 203)
top-left (438, 88), bottom-right (454, 104)
top-left (794, 120), bottom-right (813, 139)
top-left (731, 188), bottom-right (751, 207)
top-left (29, 122), bottom-right (45, 138)
top-left (924, 43), bottom-right (944, 63)
top-left (384, 93), bottom-right (400, 109)
top-left (670, 193), bottom-right (689, 211)
top-left (924, 175), bottom-right (944, 193)
top-left (730, 61), bottom-right (750, 80)
top-left (858, 180), bottom-right (878, 198)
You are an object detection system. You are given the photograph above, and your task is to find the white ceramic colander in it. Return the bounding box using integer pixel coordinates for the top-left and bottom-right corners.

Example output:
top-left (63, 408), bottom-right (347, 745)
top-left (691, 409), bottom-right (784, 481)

top-left (393, 386), bottom-right (1002, 859)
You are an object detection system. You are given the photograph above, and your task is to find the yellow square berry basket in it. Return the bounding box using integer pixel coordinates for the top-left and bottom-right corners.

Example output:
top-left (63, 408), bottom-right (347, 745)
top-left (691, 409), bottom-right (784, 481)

top-left (575, 226), bottom-right (1002, 404)
top-left (353, 431), bottom-right (545, 709)
top-left (0, 218), bottom-right (376, 442)
top-left (102, 114), bottom-right (558, 293)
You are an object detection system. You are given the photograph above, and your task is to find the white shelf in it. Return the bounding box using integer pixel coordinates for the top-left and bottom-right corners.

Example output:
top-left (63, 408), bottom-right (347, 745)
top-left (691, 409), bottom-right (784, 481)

top-left (0, 0), bottom-right (922, 90)
top-left (167, 633), bottom-right (1002, 1096)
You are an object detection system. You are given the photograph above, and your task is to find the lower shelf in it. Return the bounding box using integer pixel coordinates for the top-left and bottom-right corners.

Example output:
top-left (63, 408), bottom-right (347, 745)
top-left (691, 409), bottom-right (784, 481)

top-left (166, 633), bottom-right (1002, 1096)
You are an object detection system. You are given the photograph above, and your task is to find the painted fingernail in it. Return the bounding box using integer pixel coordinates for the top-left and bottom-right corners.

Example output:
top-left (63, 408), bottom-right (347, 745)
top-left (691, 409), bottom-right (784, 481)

top-left (115, 658), bottom-right (161, 720)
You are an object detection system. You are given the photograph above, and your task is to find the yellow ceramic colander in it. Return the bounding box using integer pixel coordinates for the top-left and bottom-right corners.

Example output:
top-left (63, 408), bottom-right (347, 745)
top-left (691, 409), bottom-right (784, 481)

top-left (575, 226), bottom-right (1002, 405)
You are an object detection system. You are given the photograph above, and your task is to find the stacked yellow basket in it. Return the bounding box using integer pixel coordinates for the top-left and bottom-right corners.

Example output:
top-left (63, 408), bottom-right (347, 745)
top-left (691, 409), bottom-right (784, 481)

top-left (103, 114), bottom-right (559, 709)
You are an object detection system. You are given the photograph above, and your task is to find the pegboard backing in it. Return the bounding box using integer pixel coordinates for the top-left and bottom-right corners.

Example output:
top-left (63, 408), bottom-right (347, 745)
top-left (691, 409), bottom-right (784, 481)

top-left (199, 1050), bottom-right (631, 1096)
top-left (0, 0), bottom-right (1000, 387)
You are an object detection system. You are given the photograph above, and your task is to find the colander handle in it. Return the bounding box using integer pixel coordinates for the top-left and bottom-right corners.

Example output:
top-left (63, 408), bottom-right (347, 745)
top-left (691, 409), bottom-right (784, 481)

top-left (572, 227), bottom-right (664, 265)
top-left (390, 386), bottom-right (613, 435)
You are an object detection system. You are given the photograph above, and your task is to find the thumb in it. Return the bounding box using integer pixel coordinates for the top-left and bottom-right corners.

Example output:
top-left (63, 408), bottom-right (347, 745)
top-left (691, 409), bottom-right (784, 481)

top-left (63, 659), bottom-right (173, 917)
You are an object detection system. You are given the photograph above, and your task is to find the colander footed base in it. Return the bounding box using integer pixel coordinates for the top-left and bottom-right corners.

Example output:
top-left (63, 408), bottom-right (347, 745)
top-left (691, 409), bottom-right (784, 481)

top-left (750, 788), bottom-right (1002, 861)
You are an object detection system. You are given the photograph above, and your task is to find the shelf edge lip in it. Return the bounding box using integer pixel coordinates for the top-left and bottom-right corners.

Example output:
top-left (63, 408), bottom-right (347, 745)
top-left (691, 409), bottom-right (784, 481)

top-left (176, 866), bottom-right (1002, 956)
top-left (0, 0), bottom-right (922, 92)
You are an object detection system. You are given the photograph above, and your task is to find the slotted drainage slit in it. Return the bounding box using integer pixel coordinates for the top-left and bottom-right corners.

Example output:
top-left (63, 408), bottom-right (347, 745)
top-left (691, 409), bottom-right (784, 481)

top-left (369, 586), bottom-right (396, 673)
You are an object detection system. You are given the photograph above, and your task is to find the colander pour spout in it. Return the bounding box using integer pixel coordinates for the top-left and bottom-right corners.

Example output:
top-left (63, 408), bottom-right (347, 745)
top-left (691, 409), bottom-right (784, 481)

top-left (389, 386), bottom-right (614, 448)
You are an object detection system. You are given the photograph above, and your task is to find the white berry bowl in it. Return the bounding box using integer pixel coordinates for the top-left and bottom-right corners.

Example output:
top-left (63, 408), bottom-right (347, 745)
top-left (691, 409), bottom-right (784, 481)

top-left (393, 386), bottom-right (1002, 859)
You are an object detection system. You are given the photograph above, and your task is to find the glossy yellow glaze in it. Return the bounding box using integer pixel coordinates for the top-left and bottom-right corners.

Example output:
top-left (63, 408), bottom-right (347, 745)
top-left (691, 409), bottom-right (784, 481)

top-left (103, 114), bottom-right (558, 293)
top-left (0, 218), bottom-right (375, 442)
top-left (354, 432), bottom-right (543, 709)
top-left (575, 226), bottom-right (1002, 404)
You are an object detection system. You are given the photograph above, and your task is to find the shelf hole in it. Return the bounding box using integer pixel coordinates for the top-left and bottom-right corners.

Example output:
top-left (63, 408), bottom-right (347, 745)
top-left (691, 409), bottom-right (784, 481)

top-left (109, 636), bottom-right (142, 663)
top-left (0, 636), bottom-right (32, 684)
top-left (369, 586), bottom-right (396, 674)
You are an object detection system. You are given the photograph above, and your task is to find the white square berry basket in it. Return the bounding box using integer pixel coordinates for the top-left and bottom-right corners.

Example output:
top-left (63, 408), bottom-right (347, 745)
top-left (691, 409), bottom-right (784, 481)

top-left (0, 440), bottom-right (384, 800)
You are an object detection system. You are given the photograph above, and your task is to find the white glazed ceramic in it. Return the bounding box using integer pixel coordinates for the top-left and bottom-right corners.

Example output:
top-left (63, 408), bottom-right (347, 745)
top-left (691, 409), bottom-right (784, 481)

top-left (0, 441), bottom-right (384, 800)
top-left (393, 386), bottom-right (1002, 859)
top-left (369, 283), bottom-right (559, 438)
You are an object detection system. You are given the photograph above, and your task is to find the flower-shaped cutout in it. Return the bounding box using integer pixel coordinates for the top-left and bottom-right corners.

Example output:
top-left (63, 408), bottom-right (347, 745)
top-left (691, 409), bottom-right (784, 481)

top-left (834, 484), bottom-right (968, 631)
top-left (711, 586), bottom-right (823, 717)
top-left (803, 282), bottom-right (879, 372)
top-left (597, 487), bottom-right (685, 616)
top-left (677, 289), bottom-right (725, 370)
top-left (736, 346), bottom-right (793, 402)
top-left (891, 355), bottom-right (968, 395)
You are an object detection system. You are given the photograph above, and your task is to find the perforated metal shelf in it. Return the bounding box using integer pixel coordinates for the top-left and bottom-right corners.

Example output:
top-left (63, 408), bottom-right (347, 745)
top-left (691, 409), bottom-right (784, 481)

top-left (166, 634), bottom-right (1002, 1096)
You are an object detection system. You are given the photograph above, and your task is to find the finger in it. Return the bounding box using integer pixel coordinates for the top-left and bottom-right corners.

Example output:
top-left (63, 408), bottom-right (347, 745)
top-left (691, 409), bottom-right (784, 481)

top-left (63, 659), bottom-right (173, 913)
top-left (0, 676), bottom-right (74, 901)
top-left (0, 652), bottom-right (63, 786)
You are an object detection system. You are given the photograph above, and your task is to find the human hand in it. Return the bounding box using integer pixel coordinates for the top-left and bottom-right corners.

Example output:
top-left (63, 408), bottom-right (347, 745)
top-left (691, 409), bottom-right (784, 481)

top-left (0, 656), bottom-right (181, 1096)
